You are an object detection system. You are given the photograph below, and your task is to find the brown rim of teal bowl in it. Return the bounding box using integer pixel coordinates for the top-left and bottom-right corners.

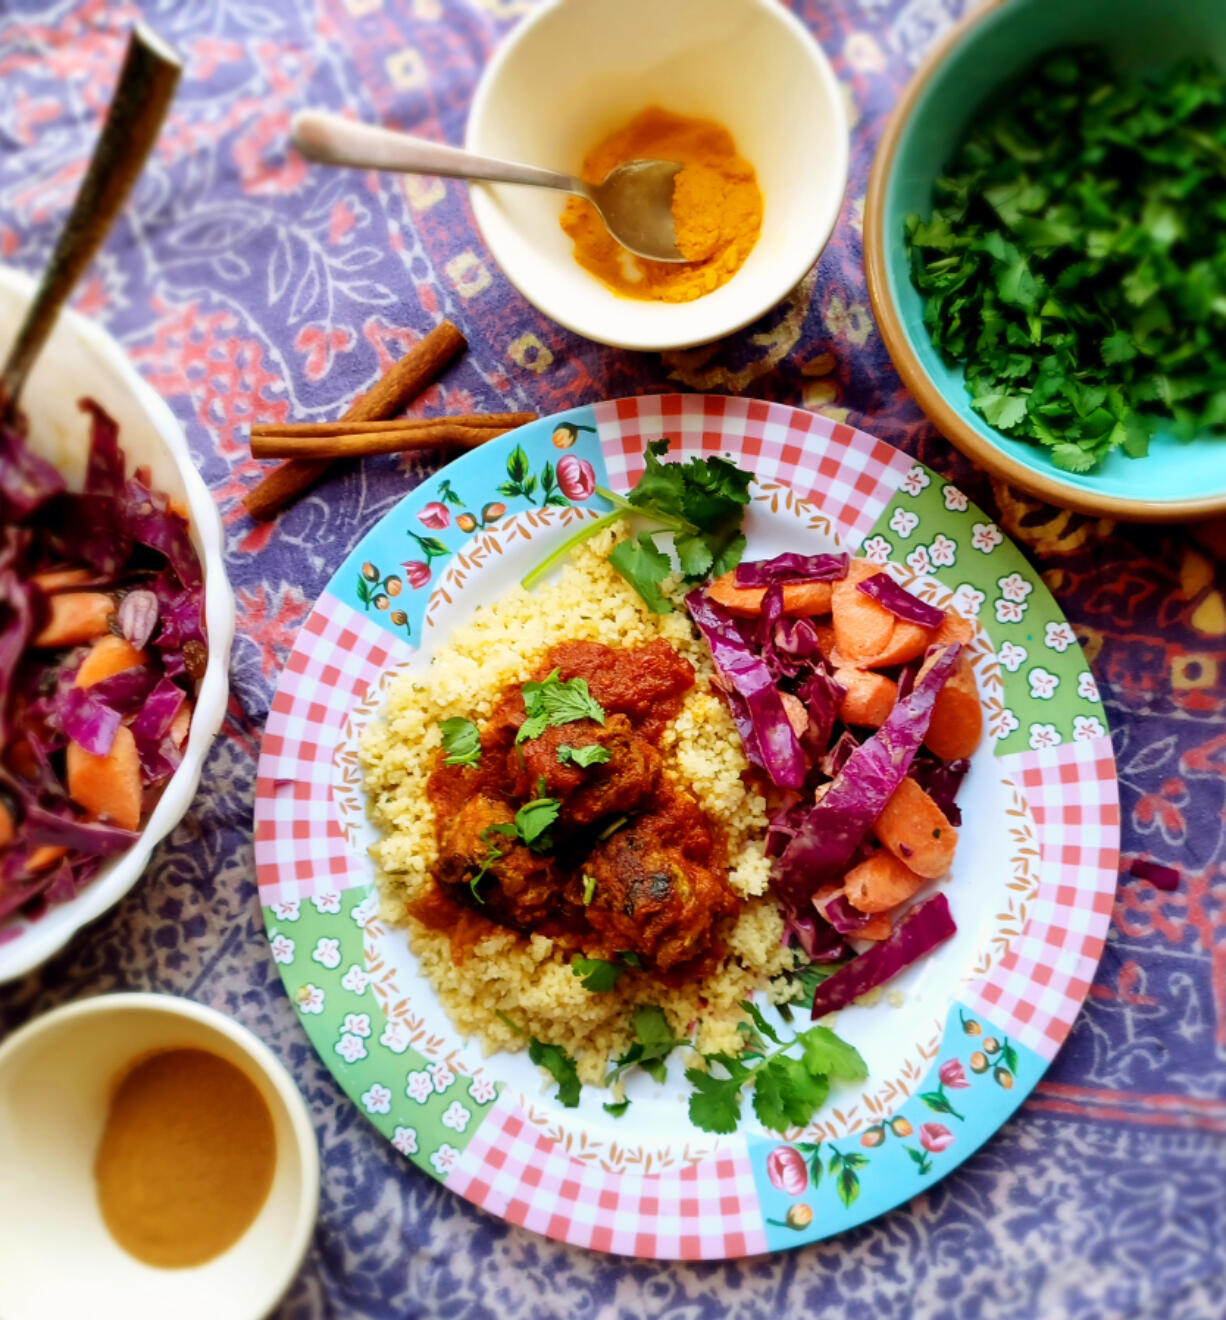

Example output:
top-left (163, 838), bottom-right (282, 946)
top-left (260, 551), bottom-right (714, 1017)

top-left (864, 0), bottom-right (1226, 525)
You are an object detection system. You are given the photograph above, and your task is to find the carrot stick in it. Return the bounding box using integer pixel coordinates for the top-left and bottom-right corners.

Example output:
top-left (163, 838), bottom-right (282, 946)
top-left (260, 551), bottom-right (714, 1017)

top-left (874, 778), bottom-right (958, 879)
top-left (32, 592), bottom-right (114, 647)
top-left (832, 559), bottom-right (895, 663)
top-left (706, 572), bottom-right (833, 618)
top-left (834, 667), bottom-right (898, 727)
top-left (243, 320), bottom-right (468, 521)
top-left (924, 655), bottom-right (983, 760)
top-left (75, 635), bottom-right (147, 687)
top-left (66, 725), bottom-right (142, 831)
top-left (843, 852), bottom-right (927, 914)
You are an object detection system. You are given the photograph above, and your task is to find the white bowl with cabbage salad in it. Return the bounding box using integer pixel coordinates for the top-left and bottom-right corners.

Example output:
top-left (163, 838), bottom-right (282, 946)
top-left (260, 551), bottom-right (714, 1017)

top-left (0, 265), bottom-right (235, 981)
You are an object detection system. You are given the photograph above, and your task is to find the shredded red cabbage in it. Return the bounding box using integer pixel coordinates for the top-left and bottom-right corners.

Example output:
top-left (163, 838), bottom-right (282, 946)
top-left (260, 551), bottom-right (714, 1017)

top-left (687, 589), bottom-right (807, 790)
top-left (810, 893), bottom-right (958, 1018)
top-left (773, 644), bottom-right (962, 908)
top-left (816, 890), bottom-right (873, 935)
top-left (781, 909), bottom-right (849, 963)
top-left (1129, 858), bottom-right (1179, 891)
top-left (735, 552), bottom-right (850, 588)
top-left (0, 403), bottom-right (203, 927)
top-left (820, 730), bottom-right (861, 779)
top-left (796, 665), bottom-right (845, 764)
top-left (856, 572), bottom-right (946, 630)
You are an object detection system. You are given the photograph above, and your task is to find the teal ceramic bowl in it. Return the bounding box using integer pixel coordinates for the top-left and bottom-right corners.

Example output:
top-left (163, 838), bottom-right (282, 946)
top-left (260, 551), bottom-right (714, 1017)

top-left (866, 0), bottom-right (1226, 522)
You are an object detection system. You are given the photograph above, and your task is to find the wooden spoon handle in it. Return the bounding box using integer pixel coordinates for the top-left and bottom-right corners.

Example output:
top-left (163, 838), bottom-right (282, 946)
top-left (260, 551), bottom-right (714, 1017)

top-left (0, 23), bottom-right (181, 418)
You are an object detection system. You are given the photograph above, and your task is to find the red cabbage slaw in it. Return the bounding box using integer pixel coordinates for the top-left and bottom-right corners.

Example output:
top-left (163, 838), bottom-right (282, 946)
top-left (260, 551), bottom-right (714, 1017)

top-left (688, 553), bottom-right (975, 1017)
top-left (0, 402), bottom-right (205, 925)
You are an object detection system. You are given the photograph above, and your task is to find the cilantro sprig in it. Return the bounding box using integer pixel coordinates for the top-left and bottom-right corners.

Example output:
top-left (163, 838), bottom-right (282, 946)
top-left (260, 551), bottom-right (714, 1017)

top-left (606, 1005), bottom-right (689, 1088)
top-left (557, 743), bottom-right (611, 768)
top-left (521, 439), bottom-right (753, 612)
top-left (516, 669), bottom-right (606, 745)
top-left (686, 1003), bottom-right (866, 1136)
top-left (528, 1038), bottom-right (581, 1107)
top-left (906, 50), bottom-right (1226, 471)
top-left (439, 716), bottom-right (482, 767)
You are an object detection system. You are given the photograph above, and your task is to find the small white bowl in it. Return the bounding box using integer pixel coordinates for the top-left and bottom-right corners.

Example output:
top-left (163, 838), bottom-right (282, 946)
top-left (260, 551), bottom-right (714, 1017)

top-left (0, 266), bottom-right (236, 982)
top-left (466, 0), bottom-right (849, 351)
top-left (0, 994), bottom-right (319, 1320)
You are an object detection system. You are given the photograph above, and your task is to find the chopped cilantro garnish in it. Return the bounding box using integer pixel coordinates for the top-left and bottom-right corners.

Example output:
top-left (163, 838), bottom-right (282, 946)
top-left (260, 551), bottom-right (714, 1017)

top-left (469, 823), bottom-right (516, 902)
top-left (514, 794), bottom-right (561, 851)
top-left (438, 716), bottom-right (482, 767)
top-left (571, 955), bottom-right (627, 993)
top-left (685, 1008), bottom-right (866, 1136)
top-left (906, 50), bottom-right (1226, 470)
top-left (528, 1038), bottom-right (581, 1108)
top-left (602, 1098), bottom-right (631, 1118)
top-left (581, 874), bottom-right (597, 905)
top-left (557, 743), bottom-right (611, 768)
top-left (516, 669), bottom-right (606, 745)
top-left (606, 1005), bottom-right (689, 1086)
top-left (521, 438), bottom-right (753, 612)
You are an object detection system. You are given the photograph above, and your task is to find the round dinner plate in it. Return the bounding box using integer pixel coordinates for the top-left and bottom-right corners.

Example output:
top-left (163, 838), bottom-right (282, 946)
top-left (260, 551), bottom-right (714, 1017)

top-left (255, 396), bottom-right (1120, 1259)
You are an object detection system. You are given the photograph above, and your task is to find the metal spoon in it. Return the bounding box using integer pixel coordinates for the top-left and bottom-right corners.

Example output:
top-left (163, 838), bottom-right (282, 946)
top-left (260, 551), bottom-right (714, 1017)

top-left (0, 23), bottom-right (181, 421)
top-left (291, 110), bottom-right (686, 263)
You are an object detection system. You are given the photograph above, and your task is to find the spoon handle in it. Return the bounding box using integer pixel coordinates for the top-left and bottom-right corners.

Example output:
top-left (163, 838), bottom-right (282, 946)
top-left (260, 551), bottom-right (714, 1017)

top-left (0, 23), bottom-right (181, 418)
top-left (292, 111), bottom-right (581, 194)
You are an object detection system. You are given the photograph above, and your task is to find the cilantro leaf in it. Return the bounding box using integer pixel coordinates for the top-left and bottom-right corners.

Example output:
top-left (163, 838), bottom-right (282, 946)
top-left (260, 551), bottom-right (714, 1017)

top-left (571, 955), bottom-right (626, 993)
top-left (521, 439), bottom-right (754, 610)
top-left (557, 743), bottom-right (611, 768)
top-left (607, 533), bottom-right (675, 614)
top-left (796, 1025), bottom-right (869, 1083)
top-left (685, 1054), bottom-right (752, 1134)
top-left (516, 670), bottom-right (606, 745)
top-left (439, 716), bottom-right (482, 767)
top-left (528, 1038), bottom-right (581, 1108)
top-left (973, 392), bottom-right (1029, 430)
top-left (603, 1098), bottom-right (631, 1118)
top-left (606, 1005), bottom-right (689, 1086)
top-left (752, 1053), bottom-right (830, 1132)
top-left (469, 822), bottom-right (516, 901)
top-left (514, 795), bottom-right (561, 850)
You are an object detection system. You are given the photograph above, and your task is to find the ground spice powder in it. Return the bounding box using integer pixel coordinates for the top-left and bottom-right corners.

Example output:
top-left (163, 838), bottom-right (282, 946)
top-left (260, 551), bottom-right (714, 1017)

top-left (560, 106), bottom-right (763, 302)
top-left (94, 1048), bottom-right (276, 1269)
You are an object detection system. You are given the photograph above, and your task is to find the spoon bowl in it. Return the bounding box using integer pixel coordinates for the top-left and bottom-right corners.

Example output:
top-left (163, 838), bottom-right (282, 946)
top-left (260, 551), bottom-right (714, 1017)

top-left (291, 111), bottom-right (686, 262)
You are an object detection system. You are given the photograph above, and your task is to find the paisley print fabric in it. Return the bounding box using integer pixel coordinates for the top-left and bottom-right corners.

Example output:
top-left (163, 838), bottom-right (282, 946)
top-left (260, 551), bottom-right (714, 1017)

top-left (1, 0), bottom-right (1224, 1315)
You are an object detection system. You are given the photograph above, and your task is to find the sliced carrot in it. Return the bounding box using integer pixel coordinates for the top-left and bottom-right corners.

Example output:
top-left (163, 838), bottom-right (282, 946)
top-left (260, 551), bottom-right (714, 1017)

top-left (832, 559), bottom-right (896, 664)
top-left (834, 666), bottom-right (898, 727)
top-left (75, 635), bottom-right (148, 688)
top-left (706, 572), bottom-right (833, 618)
top-left (874, 777), bottom-right (958, 879)
top-left (170, 699), bottom-right (193, 747)
top-left (26, 844), bottom-right (67, 874)
top-left (814, 622), bottom-right (847, 668)
top-left (32, 567), bottom-right (92, 594)
top-left (933, 610), bottom-right (974, 648)
top-left (780, 692), bottom-right (808, 739)
top-left (924, 655), bottom-right (983, 761)
top-left (0, 800), bottom-right (13, 848)
top-left (857, 617), bottom-right (938, 670)
top-left (66, 725), bottom-right (142, 832)
top-left (33, 592), bottom-right (114, 648)
top-left (853, 912), bottom-right (894, 941)
top-left (844, 851), bottom-right (927, 914)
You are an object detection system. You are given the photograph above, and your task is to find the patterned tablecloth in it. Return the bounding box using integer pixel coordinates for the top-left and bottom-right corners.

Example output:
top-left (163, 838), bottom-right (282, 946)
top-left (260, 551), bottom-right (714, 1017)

top-left (2, 1), bottom-right (1225, 1316)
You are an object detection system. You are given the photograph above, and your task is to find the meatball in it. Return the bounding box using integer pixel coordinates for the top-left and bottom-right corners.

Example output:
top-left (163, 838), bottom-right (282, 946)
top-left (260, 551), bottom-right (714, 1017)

top-left (508, 713), bottom-right (661, 829)
top-left (584, 800), bottom-right (740, 970)
top-left (435, 794), bottom-right (560, 930)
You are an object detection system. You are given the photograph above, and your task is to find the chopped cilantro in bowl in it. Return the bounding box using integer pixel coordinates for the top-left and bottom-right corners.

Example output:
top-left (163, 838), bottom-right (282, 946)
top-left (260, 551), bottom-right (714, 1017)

top-left (905, 48), bottom-right (1226, 474)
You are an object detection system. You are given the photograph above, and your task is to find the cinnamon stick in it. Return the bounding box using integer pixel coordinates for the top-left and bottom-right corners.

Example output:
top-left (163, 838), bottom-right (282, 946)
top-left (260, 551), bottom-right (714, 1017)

top-left (251, 424), bottom-right (514, 460)
top-left (250, 412), bottom-right (536, 439)
top-left (242, 320), bottom-right (467, 521)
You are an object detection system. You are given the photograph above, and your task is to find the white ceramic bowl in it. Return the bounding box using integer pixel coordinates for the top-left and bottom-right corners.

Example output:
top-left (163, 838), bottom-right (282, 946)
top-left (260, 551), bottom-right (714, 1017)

top-left (466, 0), bottom-right (849, 350)
top-left (0, 266), bottom-right (236, 982)
top-left (0, 994), bottom-right (319, 1320)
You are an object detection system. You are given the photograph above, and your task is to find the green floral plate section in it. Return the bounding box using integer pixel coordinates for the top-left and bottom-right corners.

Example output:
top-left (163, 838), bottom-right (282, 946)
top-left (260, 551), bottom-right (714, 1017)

top-left (265, 891), bottom-right (498, 1177)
